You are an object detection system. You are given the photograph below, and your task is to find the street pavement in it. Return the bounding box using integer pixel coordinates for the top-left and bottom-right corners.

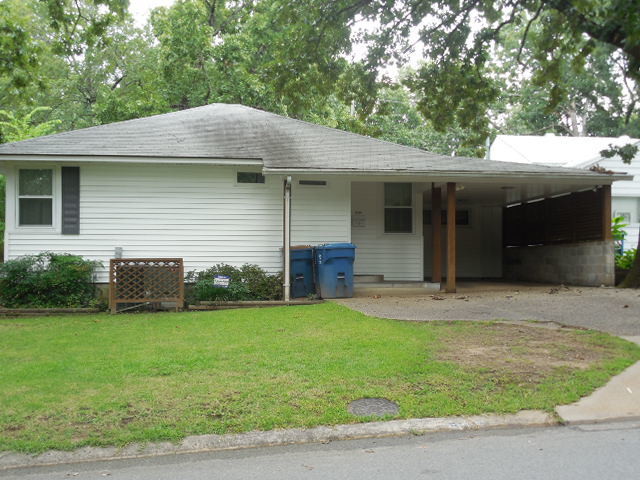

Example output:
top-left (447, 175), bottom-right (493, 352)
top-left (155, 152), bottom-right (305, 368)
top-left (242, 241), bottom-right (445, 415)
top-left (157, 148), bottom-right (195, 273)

top-left (4, 420), bottom-right (640, 480)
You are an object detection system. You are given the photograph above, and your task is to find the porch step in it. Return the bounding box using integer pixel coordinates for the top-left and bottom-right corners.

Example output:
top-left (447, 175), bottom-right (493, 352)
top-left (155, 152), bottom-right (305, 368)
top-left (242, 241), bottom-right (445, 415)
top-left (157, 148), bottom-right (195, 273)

top-left (354, 274), bottom-right (384, 283)
top-left (353, 281), bottom-right (441, 297)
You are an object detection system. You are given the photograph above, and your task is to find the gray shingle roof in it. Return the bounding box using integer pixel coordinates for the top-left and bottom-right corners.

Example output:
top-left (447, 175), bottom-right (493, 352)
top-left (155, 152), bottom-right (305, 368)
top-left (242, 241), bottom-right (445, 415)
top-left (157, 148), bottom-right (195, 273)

top-left (0, 103), bottom-right (616, 179)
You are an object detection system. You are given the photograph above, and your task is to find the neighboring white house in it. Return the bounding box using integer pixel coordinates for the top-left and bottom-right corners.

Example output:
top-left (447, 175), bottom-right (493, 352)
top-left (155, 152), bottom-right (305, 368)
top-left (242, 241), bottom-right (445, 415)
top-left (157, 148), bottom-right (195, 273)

top-left (490, 134), bottom-right (640, 252)
top-left (0, 104), bottom-right (630, 289)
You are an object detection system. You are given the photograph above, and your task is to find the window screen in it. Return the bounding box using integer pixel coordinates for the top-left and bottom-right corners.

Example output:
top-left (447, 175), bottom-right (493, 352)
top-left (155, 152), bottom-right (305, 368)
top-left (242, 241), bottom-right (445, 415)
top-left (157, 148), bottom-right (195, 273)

top-left (18, 169), bottom-right (53, 226)
top-left (384, 183), bottom-right (412, 233)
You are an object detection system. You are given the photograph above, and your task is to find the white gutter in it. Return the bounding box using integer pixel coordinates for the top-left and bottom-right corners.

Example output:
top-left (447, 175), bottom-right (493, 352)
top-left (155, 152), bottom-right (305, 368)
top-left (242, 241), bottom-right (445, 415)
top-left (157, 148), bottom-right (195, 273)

top-left (282, 176), bottom-right (292, 302)
top-left (262, 168), bottom-right (632, 183)
top-left (0, 155), bottom-right (263, 166)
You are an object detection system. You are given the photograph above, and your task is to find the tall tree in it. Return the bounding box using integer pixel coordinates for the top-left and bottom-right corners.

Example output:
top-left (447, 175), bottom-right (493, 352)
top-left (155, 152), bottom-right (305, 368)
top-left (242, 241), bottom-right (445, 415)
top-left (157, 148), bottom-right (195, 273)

top-left (491, 25), bottom-right (640, 137)
top-left (148, 0), bottom-right (369, 119)
top-left (0, 0), bottom-right (128, 82)
top-left (291, 1), bottom-right (640, 141)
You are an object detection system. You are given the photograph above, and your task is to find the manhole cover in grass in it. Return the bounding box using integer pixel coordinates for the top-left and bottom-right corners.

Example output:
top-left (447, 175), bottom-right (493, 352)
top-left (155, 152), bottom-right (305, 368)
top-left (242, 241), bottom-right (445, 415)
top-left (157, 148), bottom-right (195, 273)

top-left (348, 398), bottom-right (399, 417)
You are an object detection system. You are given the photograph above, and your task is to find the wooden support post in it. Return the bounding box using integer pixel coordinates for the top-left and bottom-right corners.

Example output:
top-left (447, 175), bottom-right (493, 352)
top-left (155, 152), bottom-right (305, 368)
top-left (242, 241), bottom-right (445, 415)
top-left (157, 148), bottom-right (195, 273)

top-left (446, 182), bottom-right (456, 293)
top-left (431, 184), bottom-right (442, 284)
top-left (602, 184), bottom-right (612, 240)
top-left (109, 259), bottom-right (116, 314)
top-left (177, 260), bottom-right (185, 312)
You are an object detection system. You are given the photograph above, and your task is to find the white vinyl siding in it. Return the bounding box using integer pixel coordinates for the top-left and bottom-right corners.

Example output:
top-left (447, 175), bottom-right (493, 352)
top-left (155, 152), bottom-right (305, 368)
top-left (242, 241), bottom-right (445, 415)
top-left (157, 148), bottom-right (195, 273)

top-left (291, 178), bottom-right (351, 245)
top-left (5, 164), bottom-right (351, 281)
top-left (600, 156), bottom-right (640, 251)
top-left (351, 182), bottom-right (423, 281)
top-left (613, 197), bottom-right (640, 252)
top-left (600, 156), bottom-right (640, 198)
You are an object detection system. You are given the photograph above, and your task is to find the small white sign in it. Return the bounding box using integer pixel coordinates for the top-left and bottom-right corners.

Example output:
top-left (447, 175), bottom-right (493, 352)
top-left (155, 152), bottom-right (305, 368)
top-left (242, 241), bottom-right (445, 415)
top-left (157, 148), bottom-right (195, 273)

top-left (213, 275), bottom-right (231, 288)
top-left (352, 211), bottom-right (366, 228)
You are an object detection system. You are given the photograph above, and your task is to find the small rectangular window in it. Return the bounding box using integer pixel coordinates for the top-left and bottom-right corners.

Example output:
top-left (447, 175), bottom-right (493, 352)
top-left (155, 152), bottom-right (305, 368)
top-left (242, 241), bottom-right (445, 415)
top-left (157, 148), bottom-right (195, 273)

top-left (614, 211), bottom-right (632, 223)
top-left (18, 169), bottom-right (53, 226)
top-left (384, 183), bottom-right (412, 233)
top-left (299, 180), bottom-right (327, 186)
top-left (237, 172), bottom-right (265, 184)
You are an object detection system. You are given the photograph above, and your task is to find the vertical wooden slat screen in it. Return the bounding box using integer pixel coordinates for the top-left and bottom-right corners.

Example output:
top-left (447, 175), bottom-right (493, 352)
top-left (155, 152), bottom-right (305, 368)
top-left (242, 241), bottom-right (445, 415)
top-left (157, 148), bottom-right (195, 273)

top-left (503, 188), bottom-right (607, 247)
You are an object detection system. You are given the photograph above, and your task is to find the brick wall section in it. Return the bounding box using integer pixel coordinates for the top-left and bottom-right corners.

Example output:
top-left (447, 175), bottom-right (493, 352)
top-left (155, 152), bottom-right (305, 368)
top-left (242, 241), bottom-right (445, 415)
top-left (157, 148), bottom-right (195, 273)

top-left (503, 240), bottom-right (615, 287)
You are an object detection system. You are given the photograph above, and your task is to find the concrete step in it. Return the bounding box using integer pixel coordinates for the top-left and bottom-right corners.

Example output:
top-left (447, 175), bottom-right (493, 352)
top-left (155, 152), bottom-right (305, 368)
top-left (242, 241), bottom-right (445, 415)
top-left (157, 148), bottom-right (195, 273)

top-left (353, 282), bottom-right (441, 297)
top-left (354, 274), bottom-right (384, 283)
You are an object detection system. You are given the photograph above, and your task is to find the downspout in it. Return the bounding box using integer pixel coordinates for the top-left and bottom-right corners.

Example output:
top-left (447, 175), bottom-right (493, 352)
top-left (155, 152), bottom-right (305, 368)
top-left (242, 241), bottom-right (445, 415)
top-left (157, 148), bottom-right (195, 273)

top-left (283, 176), bottom-right (292, 302)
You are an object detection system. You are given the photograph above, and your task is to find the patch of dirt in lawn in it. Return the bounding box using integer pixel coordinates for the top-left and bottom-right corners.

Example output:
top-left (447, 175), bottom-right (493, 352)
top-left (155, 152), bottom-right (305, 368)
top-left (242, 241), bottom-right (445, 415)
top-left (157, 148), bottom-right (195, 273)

top-left (436, 323), bottom-right (613, 383)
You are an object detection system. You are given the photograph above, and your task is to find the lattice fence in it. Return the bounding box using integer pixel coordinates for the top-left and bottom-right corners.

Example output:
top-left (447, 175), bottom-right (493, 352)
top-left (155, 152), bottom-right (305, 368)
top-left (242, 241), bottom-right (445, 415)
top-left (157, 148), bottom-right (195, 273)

top-left (109, 258), bottom-right (184, 313)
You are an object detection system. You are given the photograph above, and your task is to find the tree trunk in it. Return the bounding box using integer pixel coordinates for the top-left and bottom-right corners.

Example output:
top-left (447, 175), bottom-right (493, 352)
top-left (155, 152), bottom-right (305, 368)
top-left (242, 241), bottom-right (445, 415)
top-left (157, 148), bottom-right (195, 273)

top-left (568, 100), bottom-right (580, 136)
top-left (620, 234), bottom-right (640, 288)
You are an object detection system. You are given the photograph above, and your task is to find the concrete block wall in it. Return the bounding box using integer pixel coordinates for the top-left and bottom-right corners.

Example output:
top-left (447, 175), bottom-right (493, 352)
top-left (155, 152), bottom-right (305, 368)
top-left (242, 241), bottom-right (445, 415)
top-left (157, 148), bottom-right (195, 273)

top-left (503, 240), bottom-right (615, 287)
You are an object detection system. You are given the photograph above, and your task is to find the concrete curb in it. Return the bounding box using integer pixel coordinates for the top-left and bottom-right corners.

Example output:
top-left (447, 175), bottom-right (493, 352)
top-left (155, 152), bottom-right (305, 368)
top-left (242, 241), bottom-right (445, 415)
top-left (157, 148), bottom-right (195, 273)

top-left (0, 410), bottom-right (555, 471)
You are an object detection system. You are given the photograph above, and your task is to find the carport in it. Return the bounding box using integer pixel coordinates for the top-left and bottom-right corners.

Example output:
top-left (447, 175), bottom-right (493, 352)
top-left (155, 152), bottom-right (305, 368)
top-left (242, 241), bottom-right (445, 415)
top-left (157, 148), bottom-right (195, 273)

top-left (421, 177), bottom-right (626, 292)
top-left (349, 168), bottom-right (630, 294)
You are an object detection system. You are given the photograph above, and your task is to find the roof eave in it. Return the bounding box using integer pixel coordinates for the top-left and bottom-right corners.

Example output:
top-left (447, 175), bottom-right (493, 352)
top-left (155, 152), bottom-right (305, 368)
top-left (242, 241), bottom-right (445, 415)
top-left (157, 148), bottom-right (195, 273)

top-left (0, 154), bottom-right (263, 166)
top-left (262, 167), bottom-right (632, 183)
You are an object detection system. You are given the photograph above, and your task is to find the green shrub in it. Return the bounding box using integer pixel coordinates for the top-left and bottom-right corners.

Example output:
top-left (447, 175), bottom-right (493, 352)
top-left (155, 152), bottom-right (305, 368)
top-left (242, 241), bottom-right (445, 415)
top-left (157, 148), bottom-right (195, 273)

top-left (192, 281), bottom-right (252, 302)
top-left (616, 249), bottom-right (637, 271)
top-left (239, 264), bottom-right (283, 300)
top-left (0, 252), bottom-right (101, 308)
top-left (186, 263), bottom-right (282, 302)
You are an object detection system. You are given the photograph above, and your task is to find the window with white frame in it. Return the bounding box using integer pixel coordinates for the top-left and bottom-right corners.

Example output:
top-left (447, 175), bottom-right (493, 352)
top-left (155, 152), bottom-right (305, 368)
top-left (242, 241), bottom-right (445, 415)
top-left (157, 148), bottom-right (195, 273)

top-left (384, 183), bottom-right (412, 233)
top-left (614, 211), bottom-right (632, 223)
top-left (18, 169), bottom-right (53, 226)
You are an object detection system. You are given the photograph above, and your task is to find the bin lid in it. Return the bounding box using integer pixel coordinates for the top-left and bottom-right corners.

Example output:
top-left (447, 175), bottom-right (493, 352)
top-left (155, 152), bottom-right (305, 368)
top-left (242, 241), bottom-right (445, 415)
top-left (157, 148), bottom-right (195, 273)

top-left (317, 242), bottom-right (356, 249)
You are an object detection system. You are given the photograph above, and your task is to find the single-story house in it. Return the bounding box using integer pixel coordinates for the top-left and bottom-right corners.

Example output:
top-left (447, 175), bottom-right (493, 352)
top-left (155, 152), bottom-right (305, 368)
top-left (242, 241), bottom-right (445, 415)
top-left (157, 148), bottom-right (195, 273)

top-left (0, 104), bottom-right (632, 294)
top-left (490, 133), bottom-right (640, 252)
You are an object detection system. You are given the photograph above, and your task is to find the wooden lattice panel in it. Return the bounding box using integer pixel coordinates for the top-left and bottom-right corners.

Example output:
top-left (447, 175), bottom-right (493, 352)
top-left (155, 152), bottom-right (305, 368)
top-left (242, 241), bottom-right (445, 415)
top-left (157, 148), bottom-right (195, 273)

top-left (109, 258), bottom-right (184, 313)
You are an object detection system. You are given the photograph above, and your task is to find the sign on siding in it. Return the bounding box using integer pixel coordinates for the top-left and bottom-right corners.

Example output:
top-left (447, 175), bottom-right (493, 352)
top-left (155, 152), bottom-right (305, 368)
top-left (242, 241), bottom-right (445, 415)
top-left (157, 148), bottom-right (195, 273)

top-left (351, 211), bottom-right (366, 228)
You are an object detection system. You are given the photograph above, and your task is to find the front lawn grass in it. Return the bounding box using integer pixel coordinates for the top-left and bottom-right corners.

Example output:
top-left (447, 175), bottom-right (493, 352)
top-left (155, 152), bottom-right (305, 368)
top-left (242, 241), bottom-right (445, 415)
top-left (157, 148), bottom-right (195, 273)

top-left (1, 303), bottom-right (639, 453)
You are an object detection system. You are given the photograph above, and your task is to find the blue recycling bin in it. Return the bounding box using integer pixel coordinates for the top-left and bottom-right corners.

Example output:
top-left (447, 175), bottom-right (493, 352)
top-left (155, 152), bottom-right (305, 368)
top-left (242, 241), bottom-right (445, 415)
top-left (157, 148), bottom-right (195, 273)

top-left (290, 247), bottom-right (315, 298)
top-left (314, 243), bottom-right (356, 299)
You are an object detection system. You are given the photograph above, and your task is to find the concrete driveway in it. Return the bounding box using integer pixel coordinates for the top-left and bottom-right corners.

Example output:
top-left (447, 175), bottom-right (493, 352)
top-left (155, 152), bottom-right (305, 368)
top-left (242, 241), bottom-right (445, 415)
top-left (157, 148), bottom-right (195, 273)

top-left (338, 283), bottom-right (640, 336)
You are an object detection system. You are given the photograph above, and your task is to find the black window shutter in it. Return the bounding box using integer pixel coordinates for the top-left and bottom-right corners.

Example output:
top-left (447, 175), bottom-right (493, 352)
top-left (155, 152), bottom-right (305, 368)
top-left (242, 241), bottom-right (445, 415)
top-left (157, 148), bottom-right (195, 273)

top-left (61, 167), bottom-right (80, 234)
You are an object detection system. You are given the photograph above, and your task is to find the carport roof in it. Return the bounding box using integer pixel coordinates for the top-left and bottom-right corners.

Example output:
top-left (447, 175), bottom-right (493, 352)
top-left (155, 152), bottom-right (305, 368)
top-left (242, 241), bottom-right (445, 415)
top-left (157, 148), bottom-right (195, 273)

top-left (0, 103), bottom-right (627, 181)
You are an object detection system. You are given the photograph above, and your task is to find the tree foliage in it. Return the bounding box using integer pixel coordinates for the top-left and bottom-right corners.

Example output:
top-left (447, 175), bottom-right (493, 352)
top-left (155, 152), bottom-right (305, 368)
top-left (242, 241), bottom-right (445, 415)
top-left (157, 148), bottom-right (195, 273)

top-left (315, 0), bottom-right (640, 138)
top-left (0, 0), bottom-right (127, 85)
top-left (0, 107), bottom-right (61, 142)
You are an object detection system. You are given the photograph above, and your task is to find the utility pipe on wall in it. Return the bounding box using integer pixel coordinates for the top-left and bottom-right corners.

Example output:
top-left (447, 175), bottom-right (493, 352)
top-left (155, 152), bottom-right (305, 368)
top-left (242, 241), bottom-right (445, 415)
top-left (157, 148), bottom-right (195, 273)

top-left (283, 176), bottom-right (292, 302)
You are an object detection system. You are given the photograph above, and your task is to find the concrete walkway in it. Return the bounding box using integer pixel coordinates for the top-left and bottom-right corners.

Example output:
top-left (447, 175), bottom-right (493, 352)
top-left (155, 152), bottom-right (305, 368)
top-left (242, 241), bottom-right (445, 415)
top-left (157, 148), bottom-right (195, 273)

top-left (556, 336), bottom-right (640, 424)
